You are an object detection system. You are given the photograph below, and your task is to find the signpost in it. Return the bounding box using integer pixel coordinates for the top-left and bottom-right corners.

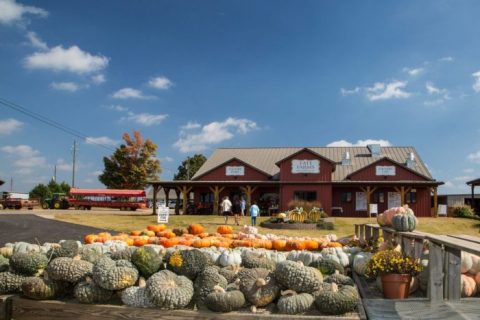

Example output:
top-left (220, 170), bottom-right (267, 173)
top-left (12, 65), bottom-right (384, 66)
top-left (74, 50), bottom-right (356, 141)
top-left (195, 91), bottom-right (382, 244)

top-left (157, 205), bottom-right (170, 223)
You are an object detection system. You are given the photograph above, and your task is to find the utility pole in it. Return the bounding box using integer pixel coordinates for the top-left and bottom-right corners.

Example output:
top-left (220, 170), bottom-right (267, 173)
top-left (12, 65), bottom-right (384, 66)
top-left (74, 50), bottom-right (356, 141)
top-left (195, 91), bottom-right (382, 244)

top-left (53, 165), bottom-right (57, 182)
top-left (10, 177), bottom-right (13, 192)
top-left (186, 157), bottom-right (190, 181)
top-left (72, 140), bottom-right (77, 187)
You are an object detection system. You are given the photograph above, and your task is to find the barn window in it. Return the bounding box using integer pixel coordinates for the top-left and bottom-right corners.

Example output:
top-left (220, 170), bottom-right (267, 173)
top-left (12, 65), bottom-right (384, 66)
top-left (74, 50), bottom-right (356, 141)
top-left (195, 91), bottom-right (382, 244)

top-left (341, 192), bottom-right (352, 203)
top-left (372, 192), bottom-right (385, 203)
top-left (294, 191), bottom-right (317, 201)
top-left (406, 191), bottom-right (417, 204)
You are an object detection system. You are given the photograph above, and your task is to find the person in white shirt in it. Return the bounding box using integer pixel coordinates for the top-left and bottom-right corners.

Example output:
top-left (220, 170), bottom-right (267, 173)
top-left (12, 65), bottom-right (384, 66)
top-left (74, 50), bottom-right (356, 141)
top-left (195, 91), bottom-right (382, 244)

top-left (220, 196), bottom-right (232, 224)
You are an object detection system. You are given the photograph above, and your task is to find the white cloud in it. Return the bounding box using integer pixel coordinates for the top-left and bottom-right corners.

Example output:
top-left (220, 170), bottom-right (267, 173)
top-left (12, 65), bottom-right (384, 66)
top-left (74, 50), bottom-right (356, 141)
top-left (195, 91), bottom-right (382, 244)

top-left (174, 117), bottom-right (258, 153)
top-left (425, 81), bottom-right (448, 95)
top-left (106, 105), bottom-right (128, 112)
top-left (453, 175), bottom-right (474, 182)
top-left (438, 56), bottom-right (454, 62)
top-left (55, 159), bottom-right (71, 171)
top-left (0, 0), bottom-right (47, 25)
top-left (93, 170), bottom-right (103, 176)
top-left (366, 81), bottom-right (411, 101)
top-left (467, 150), bottom-right (480, 163)
top-left (91, 74), bottom-right (106, 84)
top-left (25, 45), bottom-right (109, 74)
top-left (50, 81), bottom-right (80, 92)
top-left (403, 67), bottom-right (424, 76)
top-left (464, 168), bottom-right (475, 174)
top-left (112, 87), bottom-right (154, 99)
top-left (0, 118), bottom-right (23, 135)
top-left (340, 87), bottom-right (360, 96)
top-left (1, 144), bottom-right (47, 174)
top-left (85, 136), bottom-right (120, 147)
top-left (160, 156), bottom-right (174, 162)
top-left (472, 71), bottom-right (480, 92)
top-left (121, 112), bottom-right (168, 126)
top-left (423, 99), bottom-right (445, 107)
top-left (1, 144), bottom-right (39, 157)
top-left (149, 76), bottom-right (173, 90)
top-left (326, 139), bottom-right (392, 147)
top-left (181, 121), bottom-right (201, 130)
top-left (25, 31), bottom-right (47, 50)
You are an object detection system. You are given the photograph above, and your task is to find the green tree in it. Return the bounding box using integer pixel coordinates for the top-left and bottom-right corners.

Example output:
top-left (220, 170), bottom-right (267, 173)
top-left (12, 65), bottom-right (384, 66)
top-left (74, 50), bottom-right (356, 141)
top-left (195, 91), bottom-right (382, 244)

top-left (173, 154), bottom-right (207, 180)
top-left (29, 183), bottom-right (52, 202)
top-left (99, 131), bottom-right (161, 189)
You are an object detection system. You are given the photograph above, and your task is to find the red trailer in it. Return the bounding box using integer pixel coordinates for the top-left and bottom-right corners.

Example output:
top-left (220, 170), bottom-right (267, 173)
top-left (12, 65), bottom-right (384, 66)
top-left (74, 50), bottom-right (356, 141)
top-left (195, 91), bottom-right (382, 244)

top-left (68, 188), bottom-right (147, 211)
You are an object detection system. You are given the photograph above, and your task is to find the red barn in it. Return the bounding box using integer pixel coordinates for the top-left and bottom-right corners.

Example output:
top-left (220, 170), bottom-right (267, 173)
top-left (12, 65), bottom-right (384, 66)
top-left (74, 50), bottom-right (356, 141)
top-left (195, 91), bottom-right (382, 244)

top-left (150, 145), bottom-right (443, 217)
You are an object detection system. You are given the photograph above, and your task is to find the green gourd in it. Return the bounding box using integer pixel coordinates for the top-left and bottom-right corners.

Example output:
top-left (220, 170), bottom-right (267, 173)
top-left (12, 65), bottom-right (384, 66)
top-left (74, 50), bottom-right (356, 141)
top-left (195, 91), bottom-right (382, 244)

top-left (0, 255), bottom-right (9, 272)
top-left (146, 270), bottom-right (194, 310)
top-left (47, 257), bottom-right (93, 283)
top-left (238, 267), bottom-right (280, 307)
top-left (309, 259), bottom-right (344, 275)
top-left (392, 212), bottom-right (417, 232)
top-left (204, 286), bottom-right (246, 312)
top-left (277, 291), bottom-right (315, 315)
top-left (10, 252), bottom-right (48, 276)
top-left (21, 276), bottom-right (63, 300)
top-left (315, 283), bottom-right (359, 315)
top-left (48, 240), bottom-right (81, 259)
top-left (166, 249), bottom-right (209, 280)
top-left (193, 266), bottom-right (228, 305)
top-left (219, 265), bottom-right (243, 283)
top-left (241, 251), bottom-right (275, 270)
top-left (0, 271), bottom-right (27, 293)
top-left (74, 278), bottom-right (113, 304)
top-left (121, 278), bottom-right (156, 308)
top-left (131, 246), bottom-right (163, 278)
top-left (324, 273), bottom-right (355, 286)
top-left (111, 247), bottom-right (137, 261)
top-left (92, 257), bottom-right (138, 290)
top-left (275, 261), bottom-right (323, 294)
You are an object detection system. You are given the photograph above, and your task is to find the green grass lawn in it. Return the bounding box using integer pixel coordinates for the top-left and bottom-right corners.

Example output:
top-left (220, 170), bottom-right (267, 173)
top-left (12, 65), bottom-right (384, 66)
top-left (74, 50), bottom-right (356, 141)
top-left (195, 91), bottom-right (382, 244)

top-left (52, 213), bottom-right (480, 238)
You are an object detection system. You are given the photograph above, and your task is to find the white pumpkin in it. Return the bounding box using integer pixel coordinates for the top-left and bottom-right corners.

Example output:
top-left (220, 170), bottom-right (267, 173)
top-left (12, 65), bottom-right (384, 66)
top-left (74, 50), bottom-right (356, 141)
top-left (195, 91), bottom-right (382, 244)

top-left (240, 225), bottom-right (258, 234)
top-left (267, 251), bottom-right (287, 264)
top-left (461, 274), bottom-right (477, 297)
top-left (353, 252), bottom-right (373, 276)
top-left (468, 254), bottom-right (480, 274)
top-left (287, 251), bottom-right (321, 266)
top-left (461, 252), bottom-right (474, 274)
top-left (321, 247), bottom-right (350, 267)
top-left (218, 250), bottom-right (242, 267)
top-left (6, 242), bottom-right (44, 254)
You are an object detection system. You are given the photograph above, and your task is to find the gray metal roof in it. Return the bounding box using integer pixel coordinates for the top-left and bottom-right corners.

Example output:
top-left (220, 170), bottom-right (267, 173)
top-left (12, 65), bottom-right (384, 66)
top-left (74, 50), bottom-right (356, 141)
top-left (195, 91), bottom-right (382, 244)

top-left (193, 147), bottom-right (433, 181)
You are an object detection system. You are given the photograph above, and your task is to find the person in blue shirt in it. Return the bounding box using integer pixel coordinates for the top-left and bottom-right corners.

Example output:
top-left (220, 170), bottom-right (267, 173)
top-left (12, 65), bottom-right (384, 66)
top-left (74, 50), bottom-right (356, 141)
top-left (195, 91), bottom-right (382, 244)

top-left (249, 201), bottom-right (260, 226)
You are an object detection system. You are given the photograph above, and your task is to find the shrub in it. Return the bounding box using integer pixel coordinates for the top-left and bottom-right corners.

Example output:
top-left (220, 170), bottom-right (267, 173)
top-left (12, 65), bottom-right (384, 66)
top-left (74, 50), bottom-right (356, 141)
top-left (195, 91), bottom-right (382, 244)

top-left (453, 205), bottom-right (474, 218)
top-left (316, 220), bottom-right (335, 230)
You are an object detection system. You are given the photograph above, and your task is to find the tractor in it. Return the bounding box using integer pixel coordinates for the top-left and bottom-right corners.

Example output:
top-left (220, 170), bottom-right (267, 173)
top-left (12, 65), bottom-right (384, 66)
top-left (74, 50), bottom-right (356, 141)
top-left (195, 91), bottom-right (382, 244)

top-left (42, 193), bottom-right (70, 209)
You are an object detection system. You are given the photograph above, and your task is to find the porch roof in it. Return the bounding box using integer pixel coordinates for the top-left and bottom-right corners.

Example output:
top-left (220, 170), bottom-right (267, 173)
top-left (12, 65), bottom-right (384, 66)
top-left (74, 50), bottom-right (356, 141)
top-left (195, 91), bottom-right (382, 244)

top-left (148, 180), bottom-right (443, 187)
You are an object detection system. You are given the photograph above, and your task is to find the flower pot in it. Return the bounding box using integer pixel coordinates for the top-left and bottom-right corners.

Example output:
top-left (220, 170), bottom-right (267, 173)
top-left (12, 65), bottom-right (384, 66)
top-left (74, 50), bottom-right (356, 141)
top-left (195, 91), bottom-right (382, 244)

top-left (381, 273), bottom-right (412, 299)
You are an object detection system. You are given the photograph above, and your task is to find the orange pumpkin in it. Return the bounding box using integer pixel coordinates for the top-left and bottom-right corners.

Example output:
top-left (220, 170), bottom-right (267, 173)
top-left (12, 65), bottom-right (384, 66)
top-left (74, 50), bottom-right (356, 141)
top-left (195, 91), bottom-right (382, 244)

top-left (142, 230), bottom-right (156, 237)
top-left (148, 237), bottom-right (159, 244)
top-left (124, 238), bottom-right (134, 246)
top-left (84, 234), bottom-right (97, 244)
top-left (133, 237), bottom-right (148, 247)
top-left (188, 224), bottom-right (205, 235)
top-left (147, 224), bottom-right (167, 233)
top-left (157, 230), bottom-right (176, 239)
top-left (160, 237), bottom-right (179, 248)
top-left (192, 238), bottom-right (212, 248)
top-left (327, 242), bottom-right (343, 248)
top-left (304, 240), bottom-right (319, 251)
top-left (217, 225), bottom-right (233, 234)
top-left (197, 232), bottom-right (210, 239)
top-left (131, 230), bottom-right (142, 236)
top-left (97, 232), bottom-right (111, 238)
top-left (272, 239), bottom-right (287, 251)
top-left (286, 240), bottom-right (306, 251)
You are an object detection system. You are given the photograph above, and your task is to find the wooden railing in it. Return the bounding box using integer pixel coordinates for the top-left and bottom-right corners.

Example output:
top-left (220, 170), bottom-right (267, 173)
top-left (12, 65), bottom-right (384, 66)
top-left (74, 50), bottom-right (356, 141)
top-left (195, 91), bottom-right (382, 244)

top-left (354, 223), bottom-right (480, 302)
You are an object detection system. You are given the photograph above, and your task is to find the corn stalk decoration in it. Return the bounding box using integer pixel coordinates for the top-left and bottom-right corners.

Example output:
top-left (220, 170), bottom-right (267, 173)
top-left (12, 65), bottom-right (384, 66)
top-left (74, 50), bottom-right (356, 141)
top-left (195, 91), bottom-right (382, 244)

top-left (286, 206), bottom-right (322, 223)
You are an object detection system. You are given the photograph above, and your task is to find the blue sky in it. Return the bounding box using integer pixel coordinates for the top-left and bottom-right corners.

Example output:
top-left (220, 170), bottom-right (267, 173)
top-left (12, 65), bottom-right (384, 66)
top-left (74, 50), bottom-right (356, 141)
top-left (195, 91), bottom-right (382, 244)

top-left (1, 0), bottom-right (480, 194)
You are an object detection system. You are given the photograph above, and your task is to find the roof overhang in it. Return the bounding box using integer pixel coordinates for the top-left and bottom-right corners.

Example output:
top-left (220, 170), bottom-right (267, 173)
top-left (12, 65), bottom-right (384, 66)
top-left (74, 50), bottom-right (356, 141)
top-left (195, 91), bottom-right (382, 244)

top-left (467, 178), bottom-right (480, 186)
top-left (192, 157), bottom-right (272, 180)
top-left (148, 180), bottom-right (443, 187)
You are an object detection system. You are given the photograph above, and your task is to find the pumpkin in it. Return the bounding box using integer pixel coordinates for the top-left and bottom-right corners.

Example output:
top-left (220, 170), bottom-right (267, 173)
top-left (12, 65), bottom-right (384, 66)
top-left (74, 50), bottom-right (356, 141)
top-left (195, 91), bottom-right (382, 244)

top-left (110, 247), bottom-right (137, 261)
top-left (353, 252), bottom-right (372, 276)
top-left (461, 274), bottom-right (477, 297)
top-left (320, 247), bottom-right (350, 267)
top-left (133, 237), bottom-right (149, 247)
top-left (392, 212), bottom-right (417, 232)
top-left (0, 271), bottom-right (26, 293)
top-left (205, 285), bottom-right (246, 312)
top-left (172, 228), bottom-right (189, 236)
top-left (277, 291), bottom-right (315, 315)
top-left (218, 250), bottom-right (242, 267)
top-left (48, 240), bottom-right (82, 259)
top-left (146, 270), bottom-right (194, 310)
top-left (469, 255), bottom-right (480, 274)
top-left (192, 238), bottom-right (213, 248)
top-left (131, 230), bottom-right (142, 236)
top-left (147, 224), bottom-right (167, 233)
top-left (157, 230), bottom-right (176, 239)
top-left (0, 255), bottom-right (9, 272)
top-left (74, 278), bottom-right (113, 304)
top-left (461, 252), bottom-right (474, 274)
top-left (275, 261), bottom-right (323, 294)
top-left (309, 259), bottom-right (344, 275)
top-left (219, 265), bottom-right (243, 283)
top-left (21, 275), bottom-right (63, 300)
top-left (10, 252), bottom-right (48, 276)
top-left (141, 230), bottom-right (156, 237)
top-left (188, 224), bottom-right (205, 235)
top-left (217, 225), bottom-right (233, 235)
top-left (121, 277), bottom-right (155, 308)
top-left (272, 239), bottom-right (287, 251)
top-left (238, 268), bottom-right (280, 307)
top-left (92, 257), bottom-right (138, 290)
top-left (474, 272), bottom-right (480, 286)
top-left (304, 240), bottom-right (319, 251)
top-left (324, 273), bottom-right (355, 286)
top-left (315, 283), bottom-right (359, 315)
top-left (241, 251), bottom-right (275, 270)
top-left (131, 246), bottom-right (163, 278)
top-left (287, 251), bottom-right (321, 266)
top-left (166, 249), bottom-right (209, 280)
top-left (286, 240), bottom-right (306, 251)
top-left (84, 234), bottom-right (98, 244)
top-left (193, 266), bottom-right (228, 305)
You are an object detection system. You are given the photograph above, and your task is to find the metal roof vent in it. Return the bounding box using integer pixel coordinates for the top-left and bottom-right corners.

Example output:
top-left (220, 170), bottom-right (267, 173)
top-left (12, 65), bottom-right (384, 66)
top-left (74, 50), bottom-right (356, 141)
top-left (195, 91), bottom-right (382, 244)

top-left (342, 151), bottom-right (351, 165)
top-left (367, 144), bottom-right (381, 157)
top-left (406, 152), bottom-right (416, 168)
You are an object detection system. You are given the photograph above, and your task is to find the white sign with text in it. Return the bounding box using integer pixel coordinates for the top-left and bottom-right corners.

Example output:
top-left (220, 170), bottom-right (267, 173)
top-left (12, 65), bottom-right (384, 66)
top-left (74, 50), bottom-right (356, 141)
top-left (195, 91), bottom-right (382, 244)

top-left (157, 206), bottom-right (170, 223)
top-left (376, 166), bottom-right (396, 176)
top-left (356, 192), bottom-right (367, 211)
top-left (226, 166), bottom-right (245, 176)
top-left (292, 159), bottom-right (320, 174)
top-left (388, 192), bottom-right (401, 209)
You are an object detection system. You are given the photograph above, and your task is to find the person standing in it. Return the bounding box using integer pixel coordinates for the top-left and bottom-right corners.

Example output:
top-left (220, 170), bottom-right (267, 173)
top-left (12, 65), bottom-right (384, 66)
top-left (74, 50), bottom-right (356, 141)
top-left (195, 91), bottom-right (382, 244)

top-left (240, 198), bottom-right (246, 216)
top-left (232, 198), bottom-right (242, 226)
top-left (249, 201), bottom-right (260, 226)
top-left (220, 196), bottom-right (232, 224)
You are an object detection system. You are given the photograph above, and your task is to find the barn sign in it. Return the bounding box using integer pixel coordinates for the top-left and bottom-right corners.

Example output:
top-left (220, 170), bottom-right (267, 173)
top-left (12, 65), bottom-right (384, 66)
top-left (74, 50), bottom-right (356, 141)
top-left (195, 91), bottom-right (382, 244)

top-left (375, 165), bottom-right (396, 176)
top-left (292, 159), bottom-right (320, 174)
top-left (226, 166), bottom-right (245, 176)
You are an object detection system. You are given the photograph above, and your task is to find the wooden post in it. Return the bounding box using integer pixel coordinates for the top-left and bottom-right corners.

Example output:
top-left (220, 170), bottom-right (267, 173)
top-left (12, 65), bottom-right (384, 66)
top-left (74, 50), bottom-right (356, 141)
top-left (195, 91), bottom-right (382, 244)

top-left (177, 186), bottom-right (192, 215)
top-left (209, 186), bottom-right (225, 215)
top-left (365, 225), bottom-right (372, 242)
top-left (433, 187), bottom-right (438, 218)
top-left (372, 227), bottom-right (380, 243)
top-left (164, 187), bottom-right (170, 206)
top-left (428, 241), bottom-right (444, 302)
top-left (174, 188), bottom-right (180, 215)
top-left (445, 247), bottom-right (461, 301)
top-left (354, 224), bottom-right (359, 238)
top-left (472, 184), bottom-right (475, 213)
top-left (360, 186), bottom-right (377, 217)
top-left (240, 185), bottom-right (258, 208)
top-left (152, 184), bottom-right (159, 215)
top-left (414, 239), bottom-right (423, 259)
top-left (359, 224), bottom-right (365, 242)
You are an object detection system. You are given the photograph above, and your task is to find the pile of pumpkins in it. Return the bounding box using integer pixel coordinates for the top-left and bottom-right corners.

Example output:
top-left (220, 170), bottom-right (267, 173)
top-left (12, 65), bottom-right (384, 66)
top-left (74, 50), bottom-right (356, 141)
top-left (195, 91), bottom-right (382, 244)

top-left (376, 205), bottom-right (417, 232)
top-left (83, 224), bottom-right (342, 252)
top-left (460, 251), bottom-right (480, 297)
top-left (0, 238), bottom-right (362, 316)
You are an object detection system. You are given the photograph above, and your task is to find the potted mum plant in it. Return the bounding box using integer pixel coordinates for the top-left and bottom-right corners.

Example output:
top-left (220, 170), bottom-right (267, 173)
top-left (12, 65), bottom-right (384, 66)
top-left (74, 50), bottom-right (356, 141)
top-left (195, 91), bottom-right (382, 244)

top-left (365, 249), bottom-right (423, 299)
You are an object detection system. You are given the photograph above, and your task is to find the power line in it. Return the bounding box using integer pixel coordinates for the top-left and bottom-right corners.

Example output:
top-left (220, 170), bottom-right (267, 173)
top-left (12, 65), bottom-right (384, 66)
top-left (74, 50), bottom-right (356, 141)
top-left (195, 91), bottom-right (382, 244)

top-left (0, 97), bottom-right (115, 152)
